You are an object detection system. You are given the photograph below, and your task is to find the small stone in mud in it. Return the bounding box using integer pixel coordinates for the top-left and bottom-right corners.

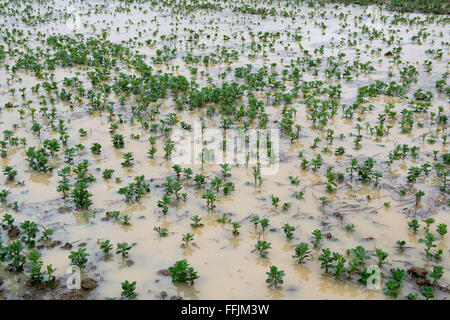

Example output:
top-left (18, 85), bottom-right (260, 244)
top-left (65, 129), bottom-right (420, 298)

top-left (61, 242), bottom-right (73, 250)
top-left (384, 51), bottom-right (393, 57)
top-left (81, 278), bottom-right (97, 291)
top-left (407, 267), bottom-right (433, 287)
top-left (78, 242), bottom-right (87, 247)
top-left (49, 240), bottom-right (62, 248)
top-left (138, 216), bottom-right (145, 219)
top-left (60, 290), bottom-right (88, 300)
top-left (8, 227), bottom-right (20, 239)
top-left (333, 212), bottom-right (343, 220)
top-left (159, 291), bottom-right (168, 299)
top-left (171, 295), bottom-right (183, 300)
top-left (37, 244), bottom-right (45, 250)
top-left (407, 267), bottom-right (428, 279)
top-left (157, 269), bottom-right (171, 276)
top-left (269, 228), bottom-right (277, 232)
top-left (125, 259), bottom-right (134, 267)
top-left (324, 232), bottom-right (336, 240)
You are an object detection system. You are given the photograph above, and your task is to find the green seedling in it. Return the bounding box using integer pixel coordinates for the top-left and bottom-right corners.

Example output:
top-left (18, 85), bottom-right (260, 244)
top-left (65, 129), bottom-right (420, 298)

top-left (293, 242), bottom-right (311, 264)
top-left (259, 218), bottom-right (269, 231)
top-left (190, 215), bottom-right (203, 228)
top-left (231, 222), bottom-right (241, 234)
top-left (420, 286), bottom-right (434, 300)
top-left (217, 213), bottom-right (231, 224)
top-left (255, 240), bottom-right (271, 258)
top-left (116, 242), bottom-right (132, 258)
top-left (181, 233), bottom-right (194, 248)
top-left (311, 229), bottom-right (322, 249)
top-left (422, 218), bottom-right (435, 233)
top-left (282, 224), bottom-right (295, 240)
top-left (396, 240), bottom-right (406, 250)
top-left (154, 226), bottom-right (168, 237)
top-left (318, 248), bottom-right (333, 273)
top-left (418, 233), bottom-right (438, 258)
top-left (69, 248), bottom-right (89, 270)
top-left (121, 280), bottom-right (137, 299)
top-left (408, 219), bottom-right (420, 233)
top-left (99, 240), bottom-right (113, 255)
top-left (266, 265), bottom-right (285, 288)
top-left (250, 215), bottom-right (260, 227)
top-left (436, 224), bottom-right (447, 238)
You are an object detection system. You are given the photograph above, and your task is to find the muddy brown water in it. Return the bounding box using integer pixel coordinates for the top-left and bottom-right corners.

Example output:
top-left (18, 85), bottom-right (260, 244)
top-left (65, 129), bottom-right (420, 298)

top-left (0, 0), bottom-right (448, 299)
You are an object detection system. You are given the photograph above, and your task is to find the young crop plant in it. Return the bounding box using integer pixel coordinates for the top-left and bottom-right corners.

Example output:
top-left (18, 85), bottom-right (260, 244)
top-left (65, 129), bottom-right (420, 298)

top-left (168, 259), bottom-right (199, 285)
top-left (72, 181), bottom-right (93, 209)
top-left (190, 215), bottom-right (204, 228)
top-left (121, 152), bottom-right (134, 167)
top-left (422, 218), bottom-right (435, 233)
top-left (154, 226), bottom-right (168, 237)
top-left (102, 169), bottom-right (115, 179)
top-left (20, 220), bottom-right (39, 248)
top-left (157, 195), bottom-right (171, 215)
top-left (373, 248), bottom-right (388, 268)
top-left (116, 242), bottom-right (132, 258)
top-left (311, 229), bottom-right (322, 249)
top-left (420, 286), bottom-right (434, 300)
top-left (0, 189), bottom-right (11, 203)
top-left (428, 266), bottom-right (443, 288)
top-left (271, 195), bottom-right (280, 208)
top-left (69, 248), bottom-right (89, 270)
top-left (99, 240), bottom-right (113, 255)
top-left (255, 240), bottom-right (272, 258)
top-left (282, 224), bottom-right (295, 240)
top-left (331, 252), bottom-right (346, 280)
top-left (121, 280), bottom-right (137, 299)
top-left (250, 215), bottom-right (260, 228)
top-left (90, 142), bottom-right (102, 155)
top-left (408, 219), bottom-right (420, 233)
top-left (3, 166), bottom-right (17, 182)
top-left (112, 134), bottom-right (125, 148)
top-left (202, 189), bottom-right (216, 210)
top-left (418, 233), bottom-right (439, 258)
top-left (231, 222), bottom-right (241, 235)
top-left (1, 214), bottom-right (15, 229)
top-left (396, 240), bottom-right (406, 250)
top-left (259, 218), bottom-right (269, 231)
top-left (57, 167), bottom-right (71, 201)
top-left (181, 233), bottom-right (194, 248)
top-left (266, 265), bottom-right (285, 288)
top-left (4, 240), bottom-right (26, 272)
top-left (436, 224), bottom-right (447, 238)
top-left (319, 248), bottom-right (333, 273)
top-left (293, 242), bottom-right (311, 264)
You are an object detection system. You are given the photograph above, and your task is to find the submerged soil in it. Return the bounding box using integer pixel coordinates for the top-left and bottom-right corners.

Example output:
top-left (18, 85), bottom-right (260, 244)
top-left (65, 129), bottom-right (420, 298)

top-left (0, 0), bottom-right (448, 300)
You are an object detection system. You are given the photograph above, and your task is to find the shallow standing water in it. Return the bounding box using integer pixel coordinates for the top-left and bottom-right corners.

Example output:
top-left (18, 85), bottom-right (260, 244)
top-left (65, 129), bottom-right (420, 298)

top-left (0, 0), bottom-right (448, 300)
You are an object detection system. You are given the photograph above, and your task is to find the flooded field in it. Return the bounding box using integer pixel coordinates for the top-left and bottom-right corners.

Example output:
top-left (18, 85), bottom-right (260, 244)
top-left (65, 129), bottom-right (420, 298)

top-left (0, 0), bottom-right (448, 300)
